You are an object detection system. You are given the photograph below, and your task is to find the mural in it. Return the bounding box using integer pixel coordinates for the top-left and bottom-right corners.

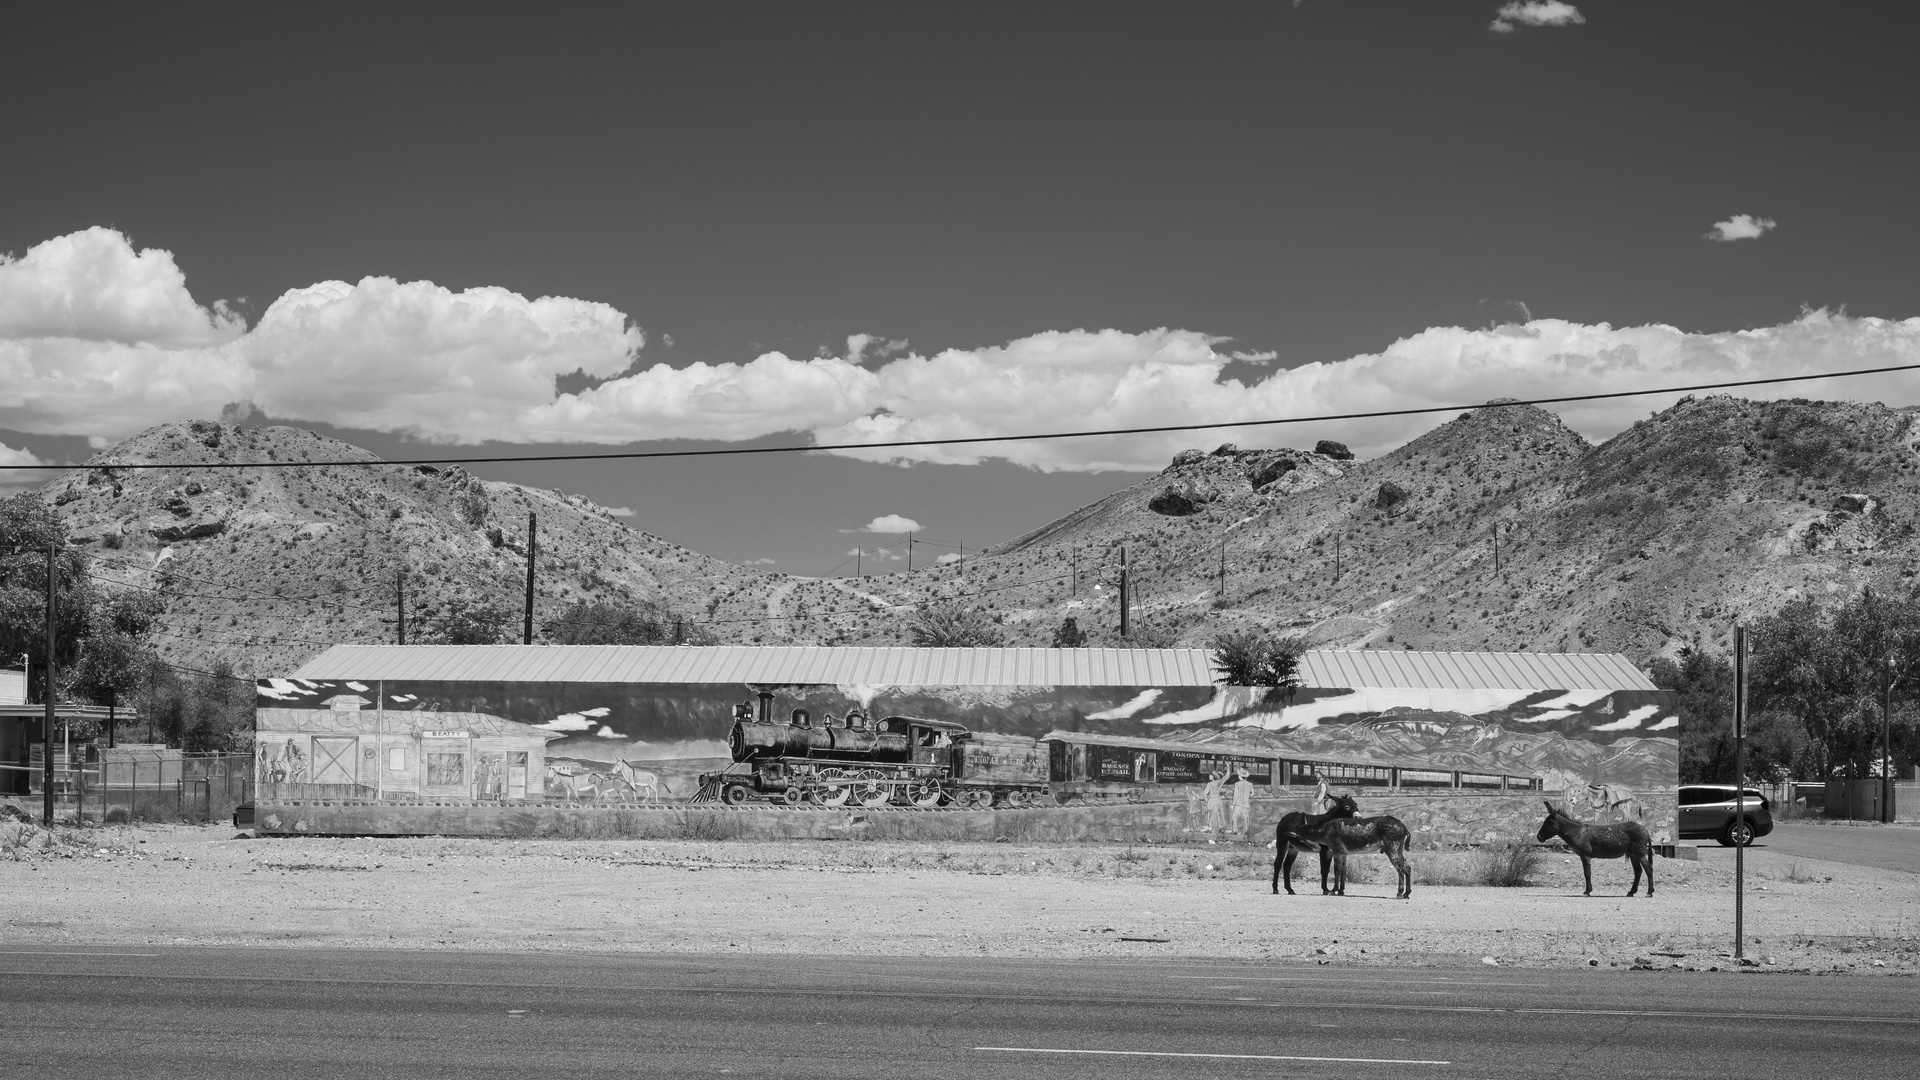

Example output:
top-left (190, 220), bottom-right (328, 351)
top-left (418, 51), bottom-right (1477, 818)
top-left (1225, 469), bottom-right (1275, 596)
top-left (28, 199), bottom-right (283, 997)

top-left (255, 675), bottom-right (1677, 804)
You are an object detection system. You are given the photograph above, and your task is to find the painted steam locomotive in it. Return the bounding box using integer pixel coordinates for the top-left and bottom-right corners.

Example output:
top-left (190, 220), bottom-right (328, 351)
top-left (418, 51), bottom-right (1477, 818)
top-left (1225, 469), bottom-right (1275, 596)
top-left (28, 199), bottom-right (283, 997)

top-left (694, 692), bottom-right (1540, 809)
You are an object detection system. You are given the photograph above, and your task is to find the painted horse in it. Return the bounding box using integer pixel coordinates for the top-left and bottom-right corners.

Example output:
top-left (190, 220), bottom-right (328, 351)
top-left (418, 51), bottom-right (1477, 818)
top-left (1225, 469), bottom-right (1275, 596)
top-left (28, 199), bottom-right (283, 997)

top-left (609, 760), bottom-right (661, 802)
top-left (1537, 800), bottom-right (1654, 897)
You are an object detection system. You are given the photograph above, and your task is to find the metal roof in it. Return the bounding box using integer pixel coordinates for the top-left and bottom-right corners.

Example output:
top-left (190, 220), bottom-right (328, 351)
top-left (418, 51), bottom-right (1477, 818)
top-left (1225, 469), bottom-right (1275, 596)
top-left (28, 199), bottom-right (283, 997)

top-left (286, 645), bottom-right (1654, 691)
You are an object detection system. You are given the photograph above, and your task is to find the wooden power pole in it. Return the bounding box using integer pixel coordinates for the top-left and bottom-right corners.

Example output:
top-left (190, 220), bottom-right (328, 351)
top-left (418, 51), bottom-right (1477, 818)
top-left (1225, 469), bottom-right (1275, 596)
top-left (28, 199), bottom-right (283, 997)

top-left (523, 512), bottom-right (537, 645)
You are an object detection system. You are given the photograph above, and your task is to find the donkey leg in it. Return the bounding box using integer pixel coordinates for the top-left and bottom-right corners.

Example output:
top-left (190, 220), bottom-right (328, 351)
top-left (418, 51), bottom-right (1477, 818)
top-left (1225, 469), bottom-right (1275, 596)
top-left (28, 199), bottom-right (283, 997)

top-left (1274, 848), bottom-right (1290, 895)
top-left (1644, 852), bottom-right (1654, 897)
top-left (1389, 844), bottom-right (1411, 900)
top-left (1318, 847), bottom-right (1334, 895)
top-left (1628, 856), bottom-right (1642, 897)
top-left (1331, 851), bottom-right (1347, 896)
top-left (1580, 855), bottom-right (1593, 896)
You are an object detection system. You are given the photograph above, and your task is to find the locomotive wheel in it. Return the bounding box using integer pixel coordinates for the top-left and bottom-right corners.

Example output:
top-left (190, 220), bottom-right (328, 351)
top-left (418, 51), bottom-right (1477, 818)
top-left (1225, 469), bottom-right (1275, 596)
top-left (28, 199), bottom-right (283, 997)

top-left (1053, 790), bottom-right (1074, 806)
top-left (855, 770), bottom-right (891, 807)
top-left (910, 780), bottom-right (944, 808)
top-left (965, 789), bottom-right (994, 810)
top-left (813, 768), bottom-right (851, 807)
top-left (779, 787), bottom-right (802, 806)
top-left (721, 784), bottom-right (750, 806)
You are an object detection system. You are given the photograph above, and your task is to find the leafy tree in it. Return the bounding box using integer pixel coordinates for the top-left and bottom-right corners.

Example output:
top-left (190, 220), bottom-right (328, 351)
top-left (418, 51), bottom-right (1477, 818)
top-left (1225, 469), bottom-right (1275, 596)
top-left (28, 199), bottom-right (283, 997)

top-left (422, 595), bottom-right (513, 645)
top-left (544, 599), bottom-right (713, 645)
top-left (1748, 588), bottom-right (1920, 778)
top-left (1650, 646), bottom-right (1735, 783)
top-left (0, 493), bottom-right (100, 701)
top-left (909, 602), bottom-right (1003, 647)
top-left (1050, 616), bottom-right (1088, 648)
top-left (1209, 629), bottom-right (1304, 707)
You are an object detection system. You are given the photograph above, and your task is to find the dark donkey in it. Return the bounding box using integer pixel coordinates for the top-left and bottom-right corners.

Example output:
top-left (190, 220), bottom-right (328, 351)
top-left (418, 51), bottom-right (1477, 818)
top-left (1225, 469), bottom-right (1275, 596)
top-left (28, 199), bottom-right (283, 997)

top-left (1271, 795), bottom-right (1357, 895)
top-left (1536, 800), bottom-right (1654, 897)
top-left (1280, 794), bottom-right (1415, 900)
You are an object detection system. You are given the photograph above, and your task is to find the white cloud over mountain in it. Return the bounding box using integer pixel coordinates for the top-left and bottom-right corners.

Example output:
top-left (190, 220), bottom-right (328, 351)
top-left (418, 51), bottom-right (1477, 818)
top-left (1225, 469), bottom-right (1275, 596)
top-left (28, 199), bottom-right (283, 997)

top-left (4, 227), bottom-right (1919, 475)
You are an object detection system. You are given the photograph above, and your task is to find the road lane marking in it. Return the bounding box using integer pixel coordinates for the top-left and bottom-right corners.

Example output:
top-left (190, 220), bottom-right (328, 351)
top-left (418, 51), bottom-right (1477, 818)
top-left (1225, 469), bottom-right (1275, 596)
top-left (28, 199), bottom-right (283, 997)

top-left (976, 1047), bottom-right (1451, 1065)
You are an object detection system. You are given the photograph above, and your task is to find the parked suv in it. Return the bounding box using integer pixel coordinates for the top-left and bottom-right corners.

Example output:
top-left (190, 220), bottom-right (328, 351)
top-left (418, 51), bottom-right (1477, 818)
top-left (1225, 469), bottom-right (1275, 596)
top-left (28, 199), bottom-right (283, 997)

top-left (1678, 785), bottom-right (1773, 846)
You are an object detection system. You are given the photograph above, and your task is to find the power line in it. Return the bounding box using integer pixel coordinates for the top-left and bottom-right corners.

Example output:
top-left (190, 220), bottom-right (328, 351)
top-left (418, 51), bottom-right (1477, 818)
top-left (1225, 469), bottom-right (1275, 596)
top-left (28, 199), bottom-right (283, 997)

top-left (4, 363), bottom-right (1914, 472)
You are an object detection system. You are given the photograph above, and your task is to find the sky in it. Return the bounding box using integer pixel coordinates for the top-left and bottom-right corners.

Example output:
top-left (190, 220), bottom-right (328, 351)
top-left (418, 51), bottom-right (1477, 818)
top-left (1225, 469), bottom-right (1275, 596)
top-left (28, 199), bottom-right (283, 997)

top-left (3, 2), bottom-right (1918, 573)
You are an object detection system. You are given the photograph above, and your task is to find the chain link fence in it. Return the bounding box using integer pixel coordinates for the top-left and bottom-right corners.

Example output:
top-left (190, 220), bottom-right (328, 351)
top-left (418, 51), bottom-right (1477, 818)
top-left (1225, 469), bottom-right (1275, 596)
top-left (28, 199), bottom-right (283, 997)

top-left (5, 747), bottom-right (252, 824)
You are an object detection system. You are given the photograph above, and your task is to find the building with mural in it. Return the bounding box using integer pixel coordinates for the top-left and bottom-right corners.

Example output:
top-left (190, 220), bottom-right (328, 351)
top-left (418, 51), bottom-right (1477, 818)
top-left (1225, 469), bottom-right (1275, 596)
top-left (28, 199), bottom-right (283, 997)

top-left (263, 645), bottom-right (1676, 819)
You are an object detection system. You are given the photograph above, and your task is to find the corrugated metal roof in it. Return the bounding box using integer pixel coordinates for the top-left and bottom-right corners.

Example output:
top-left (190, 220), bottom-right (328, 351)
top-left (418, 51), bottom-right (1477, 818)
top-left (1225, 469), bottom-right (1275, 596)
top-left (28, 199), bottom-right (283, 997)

top-left (286, 645), bottom-right (1655, 691)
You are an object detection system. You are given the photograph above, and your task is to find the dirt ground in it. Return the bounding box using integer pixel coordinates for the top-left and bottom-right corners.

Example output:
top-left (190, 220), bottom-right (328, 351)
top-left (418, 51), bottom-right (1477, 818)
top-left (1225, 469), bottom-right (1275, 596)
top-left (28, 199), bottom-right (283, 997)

top-left (4, 822), bottom-right (1916, 976)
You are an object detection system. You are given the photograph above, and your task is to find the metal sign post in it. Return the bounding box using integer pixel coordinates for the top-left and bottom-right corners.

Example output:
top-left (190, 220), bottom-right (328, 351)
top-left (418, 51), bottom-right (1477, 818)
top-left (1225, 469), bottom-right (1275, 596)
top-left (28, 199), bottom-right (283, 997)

top-left (1733, 623), bottom-right (1748, 961)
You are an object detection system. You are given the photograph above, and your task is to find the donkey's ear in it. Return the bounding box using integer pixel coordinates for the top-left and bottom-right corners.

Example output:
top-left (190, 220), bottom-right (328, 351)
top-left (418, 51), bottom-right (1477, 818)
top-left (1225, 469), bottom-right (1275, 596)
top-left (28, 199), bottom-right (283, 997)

top-left (1542, 799), bottom-right (1555, 813)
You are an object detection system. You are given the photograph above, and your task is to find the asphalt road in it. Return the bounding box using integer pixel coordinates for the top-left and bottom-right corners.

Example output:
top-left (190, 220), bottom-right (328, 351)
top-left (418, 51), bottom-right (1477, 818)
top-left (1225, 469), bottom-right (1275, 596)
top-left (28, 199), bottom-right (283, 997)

top-left (2, 949), bottom-right (1915, 1080)
top-left (1745, 824), bottom-right (1920, 874)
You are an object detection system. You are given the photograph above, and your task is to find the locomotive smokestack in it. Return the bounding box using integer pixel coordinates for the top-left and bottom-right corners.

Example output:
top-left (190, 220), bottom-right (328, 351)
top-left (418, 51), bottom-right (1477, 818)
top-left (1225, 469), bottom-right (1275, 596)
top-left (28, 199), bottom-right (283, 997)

top-left (757, 690), bottom-right (773, 724)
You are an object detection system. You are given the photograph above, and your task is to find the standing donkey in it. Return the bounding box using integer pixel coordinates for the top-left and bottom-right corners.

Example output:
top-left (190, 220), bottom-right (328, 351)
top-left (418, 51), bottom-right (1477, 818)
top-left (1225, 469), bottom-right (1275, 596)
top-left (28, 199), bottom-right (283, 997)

top-left (1318, 794), bottom-right (1414, 900)
top-left (1271, 795), bottom-right (1357, 895)
top-left (1536, 800), bottom-right (1654, 897)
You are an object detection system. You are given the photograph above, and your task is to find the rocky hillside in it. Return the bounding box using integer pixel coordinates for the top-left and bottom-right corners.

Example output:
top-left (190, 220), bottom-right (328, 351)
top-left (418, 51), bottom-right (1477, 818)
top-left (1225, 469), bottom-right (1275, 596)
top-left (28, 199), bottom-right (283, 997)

top-left (756, 394), bottom-right (1920, 663)
top-left (41, 396), bottom-right (1920, 674)
top-left (44, 420), bottom-right (783, 674)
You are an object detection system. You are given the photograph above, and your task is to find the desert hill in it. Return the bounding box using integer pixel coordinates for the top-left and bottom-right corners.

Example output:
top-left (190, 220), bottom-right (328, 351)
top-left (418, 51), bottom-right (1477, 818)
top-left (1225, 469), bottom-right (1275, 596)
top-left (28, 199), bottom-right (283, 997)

top-left (756, 394), bottom-right (1919, 662)
top-left (43, 420), bottom-right (783, 673)
top-left (39, 394), bottom-right (1920, 675)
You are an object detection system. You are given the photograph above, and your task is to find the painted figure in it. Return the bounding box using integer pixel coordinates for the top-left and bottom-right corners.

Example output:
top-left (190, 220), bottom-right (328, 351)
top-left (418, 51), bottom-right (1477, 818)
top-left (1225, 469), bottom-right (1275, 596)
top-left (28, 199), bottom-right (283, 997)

top-left (1230, 769), bottom-right (1253, 837)
top-left (1311, 775), bottom-right (1333, 815)
top-left (1186, 782), bottom-right (1207, 831)
top-left (1204, 770), bottom-right (1227, 834)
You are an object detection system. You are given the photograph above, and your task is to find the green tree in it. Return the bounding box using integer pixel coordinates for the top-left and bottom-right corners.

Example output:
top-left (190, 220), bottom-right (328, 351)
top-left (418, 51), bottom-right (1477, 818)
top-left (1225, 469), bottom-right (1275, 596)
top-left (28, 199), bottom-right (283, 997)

top-left (0, 493), bottom-right (102, 702)
top-left (543, 599), bottom-right (713, 645)
top-left (1749, 589), bottom-right (1920, 778)
top-left (1650, 646), bottom-right (1734, 784)
top-left (422, 594), bottom-right (513, 645)
top-left (1209, 629), bottom-right (1304, 707)
top-left (909, 602), bottom-right (1003, 647)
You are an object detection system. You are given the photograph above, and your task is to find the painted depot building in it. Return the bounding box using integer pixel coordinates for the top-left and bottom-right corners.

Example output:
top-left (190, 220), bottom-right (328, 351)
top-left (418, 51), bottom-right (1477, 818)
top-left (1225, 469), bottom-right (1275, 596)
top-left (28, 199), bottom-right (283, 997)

top-left (255, 686), bottom-right (560, 802)
top-left (263, 645), bottom-right (1678, 805)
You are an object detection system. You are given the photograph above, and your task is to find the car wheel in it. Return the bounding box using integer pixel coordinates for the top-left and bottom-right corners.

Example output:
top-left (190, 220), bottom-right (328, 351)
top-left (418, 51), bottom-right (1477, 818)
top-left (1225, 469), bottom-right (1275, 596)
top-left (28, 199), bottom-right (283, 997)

top-left (1720, 820), bottom-right (1755, 847)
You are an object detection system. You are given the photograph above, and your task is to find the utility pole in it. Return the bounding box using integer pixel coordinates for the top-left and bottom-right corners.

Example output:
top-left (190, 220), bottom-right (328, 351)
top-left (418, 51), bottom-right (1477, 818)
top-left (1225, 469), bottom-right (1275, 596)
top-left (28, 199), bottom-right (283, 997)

top-left (1072, 550), bottom-right (1078, 595)
top-left (1883, 658), bottom-right (1895, 825)
top-left (1733, 623), bottom-right (1749, 961)
top-left (43, 543), bottom-right (56, 826)
top-left (1493, 524), bottom-right (1500, 574)
top-left (856, 547), bottom-right (862, 578)
top-left (1118, 545), bottom-right (1130, 640)
top-left (907, 532), bottom-right (914, 573)
top-left (523, 512), bottom-right (537, 645)
top-left (1334, 536), bottom-right (1342, 585)
top-left (1217, 535), bottom-right (1227, 600)
top-left (396, 569), bottom-right (407, 646)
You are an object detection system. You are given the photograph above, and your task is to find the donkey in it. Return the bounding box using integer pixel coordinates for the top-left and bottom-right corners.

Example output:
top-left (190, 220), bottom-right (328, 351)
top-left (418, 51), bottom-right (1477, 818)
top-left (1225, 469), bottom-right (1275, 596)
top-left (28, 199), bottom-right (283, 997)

top-left (1537, 800), bottom-right (1654, 897)
top-left (1305, 795), bottom-right (1414, 900)
top-left (1271, 796), bottom-right (1357, 895)
top-left (609, 760), bottom-right (661, 802)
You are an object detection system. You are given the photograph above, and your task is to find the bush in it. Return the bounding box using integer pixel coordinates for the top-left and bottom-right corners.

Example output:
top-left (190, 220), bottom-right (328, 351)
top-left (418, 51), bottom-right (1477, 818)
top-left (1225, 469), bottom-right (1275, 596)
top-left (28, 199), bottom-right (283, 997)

top-left (1472, 841), bottom-right (1543, 886)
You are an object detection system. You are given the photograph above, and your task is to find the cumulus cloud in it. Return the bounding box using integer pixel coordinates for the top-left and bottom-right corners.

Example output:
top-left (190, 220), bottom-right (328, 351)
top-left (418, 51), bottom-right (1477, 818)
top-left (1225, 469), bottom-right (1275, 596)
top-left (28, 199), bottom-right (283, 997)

top-left (8, 227), bottom-right (1920, 478)
top-left (935, 552), bottom-right (963, 565)
top-left (1705, 214), bottom-right (1778, 242)
top-left (0, 227), bottom-right (245, 346)
top-left (1490, 1), bottom-right (1585, 32)
top-left (859, 515), bottom-right (921, 534)
top-left (744, 557), bottom-right (776, 566)
top-left (0, 441), bottom-right (48, 492)
top-left (0, 227), bottom-right (638, 442)
top-left (605, 506), bottom-right (635, 517)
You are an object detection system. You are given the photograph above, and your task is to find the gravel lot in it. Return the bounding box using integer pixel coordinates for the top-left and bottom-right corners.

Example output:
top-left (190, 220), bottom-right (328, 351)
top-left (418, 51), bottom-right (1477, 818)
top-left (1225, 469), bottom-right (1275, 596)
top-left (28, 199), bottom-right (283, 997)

top-left (4, 822), bottom-right (1916, 975)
